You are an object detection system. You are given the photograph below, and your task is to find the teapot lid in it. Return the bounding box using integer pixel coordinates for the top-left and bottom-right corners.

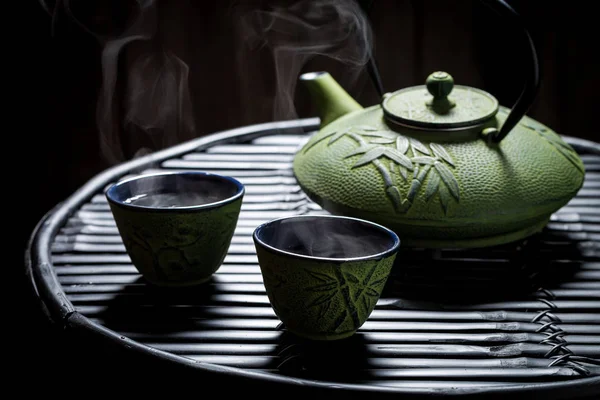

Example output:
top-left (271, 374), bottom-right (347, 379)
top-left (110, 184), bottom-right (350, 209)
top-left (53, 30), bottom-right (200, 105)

top-left (382, 71), bottom-right (499, 131)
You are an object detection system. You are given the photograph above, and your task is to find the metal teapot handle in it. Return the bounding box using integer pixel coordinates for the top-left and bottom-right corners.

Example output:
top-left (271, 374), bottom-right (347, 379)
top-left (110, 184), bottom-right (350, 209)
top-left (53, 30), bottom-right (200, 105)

top-left (480, 0), bottom-right (540, 143)
top-left (359, 0), bottom-right (540, 143)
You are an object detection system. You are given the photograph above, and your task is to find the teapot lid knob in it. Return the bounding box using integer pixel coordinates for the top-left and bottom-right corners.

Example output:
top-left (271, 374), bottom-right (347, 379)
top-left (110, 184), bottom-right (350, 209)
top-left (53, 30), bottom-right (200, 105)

top-left (381, 70), bottom-right (499, 131)
top-left (425, 71), bottom-right (456, 114)
top-left (426, 71), bottom-right (454, 98)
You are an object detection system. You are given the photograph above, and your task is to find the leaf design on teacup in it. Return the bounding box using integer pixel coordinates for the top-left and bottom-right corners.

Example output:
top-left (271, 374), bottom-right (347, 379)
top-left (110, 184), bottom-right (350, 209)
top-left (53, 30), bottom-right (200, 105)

top-left (304, 260), bottom-right (389, 332)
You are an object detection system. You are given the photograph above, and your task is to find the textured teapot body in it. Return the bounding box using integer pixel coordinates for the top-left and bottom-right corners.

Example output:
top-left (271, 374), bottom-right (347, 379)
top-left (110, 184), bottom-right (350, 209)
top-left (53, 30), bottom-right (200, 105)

top-left (294, 97), bottom-right (585, 248)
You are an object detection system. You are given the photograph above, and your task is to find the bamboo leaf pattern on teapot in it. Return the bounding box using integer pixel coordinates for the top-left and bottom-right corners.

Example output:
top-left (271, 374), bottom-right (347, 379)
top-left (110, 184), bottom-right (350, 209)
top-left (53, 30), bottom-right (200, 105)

top-left (303, 125), bottom-right (460, 214)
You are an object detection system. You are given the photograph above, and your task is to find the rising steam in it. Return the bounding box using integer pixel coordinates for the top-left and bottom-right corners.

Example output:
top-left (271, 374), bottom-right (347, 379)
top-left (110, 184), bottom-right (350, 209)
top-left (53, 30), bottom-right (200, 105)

top-left (40, 0), bottom-right (373, 162)
top-left (237, 0), bottom-right (373, 121)
top-left (260, 216), bottom-right (394, 259)
top-left (40, 0), bottom-right (195, 164)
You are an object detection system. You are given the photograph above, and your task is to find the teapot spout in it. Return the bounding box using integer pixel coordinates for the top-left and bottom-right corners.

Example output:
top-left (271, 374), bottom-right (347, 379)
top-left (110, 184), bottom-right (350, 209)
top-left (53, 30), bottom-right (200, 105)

top-left (300, 72), bottom-right (362, 128)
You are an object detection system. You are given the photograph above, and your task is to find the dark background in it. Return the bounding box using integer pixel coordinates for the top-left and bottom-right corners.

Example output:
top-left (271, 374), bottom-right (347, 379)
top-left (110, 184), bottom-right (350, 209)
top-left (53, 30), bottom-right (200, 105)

top-left (18, 0), bottom-right (598, 395)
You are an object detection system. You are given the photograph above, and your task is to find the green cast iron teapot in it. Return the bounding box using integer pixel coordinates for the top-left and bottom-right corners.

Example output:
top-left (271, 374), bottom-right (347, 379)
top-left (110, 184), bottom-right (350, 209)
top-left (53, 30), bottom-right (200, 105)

top-left (293, 2), bottom-right (585, 249)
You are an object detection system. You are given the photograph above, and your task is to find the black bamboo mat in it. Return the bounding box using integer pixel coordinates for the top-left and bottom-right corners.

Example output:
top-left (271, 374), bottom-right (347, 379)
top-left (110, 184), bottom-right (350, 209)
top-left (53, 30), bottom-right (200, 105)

top-left (29, 120), bottom-right (600, 397)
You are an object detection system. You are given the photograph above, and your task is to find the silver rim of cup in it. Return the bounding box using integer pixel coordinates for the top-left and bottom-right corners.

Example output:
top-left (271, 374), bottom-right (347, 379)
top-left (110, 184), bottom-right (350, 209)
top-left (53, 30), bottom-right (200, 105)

top-left (253, 215), bottom-right (401, 263)
top-left (105, 171), bottom-right (245, 212)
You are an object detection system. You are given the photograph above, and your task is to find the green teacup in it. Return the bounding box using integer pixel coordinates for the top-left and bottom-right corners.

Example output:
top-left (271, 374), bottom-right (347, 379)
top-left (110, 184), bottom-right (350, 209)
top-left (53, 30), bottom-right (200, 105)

top-left (106, 171), bottom-right (244, 287)
top-left (253, 215), bottom-right (400, 340)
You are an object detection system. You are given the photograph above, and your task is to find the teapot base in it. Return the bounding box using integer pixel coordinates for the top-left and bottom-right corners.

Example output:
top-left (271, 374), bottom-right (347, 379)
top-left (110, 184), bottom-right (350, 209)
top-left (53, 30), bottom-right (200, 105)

top-left (396, 217), bottom-right (549, 249)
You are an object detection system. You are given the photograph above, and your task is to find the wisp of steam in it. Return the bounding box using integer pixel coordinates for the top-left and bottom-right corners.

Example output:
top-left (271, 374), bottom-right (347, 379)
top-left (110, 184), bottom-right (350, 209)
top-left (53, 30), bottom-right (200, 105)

top-left (237, 0), bottom-right (376, 253)
top-left (263, 217), bottom-right (393, 259)
top-left (40, 0), bottom-right (196, 164)
top-left (42, 0), bottom-right (380, 255)
top-left (41, 0), bottom-right (373, 161)
top-left (237, 0), bottom-right (374, 121)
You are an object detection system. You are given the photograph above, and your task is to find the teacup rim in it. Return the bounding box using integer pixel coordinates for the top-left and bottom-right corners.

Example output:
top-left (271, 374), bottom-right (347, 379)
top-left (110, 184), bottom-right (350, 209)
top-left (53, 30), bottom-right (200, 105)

top-left (253, 215), bottom-right (401, 263)
top-left (105, 171), bottom-right (245, 212)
